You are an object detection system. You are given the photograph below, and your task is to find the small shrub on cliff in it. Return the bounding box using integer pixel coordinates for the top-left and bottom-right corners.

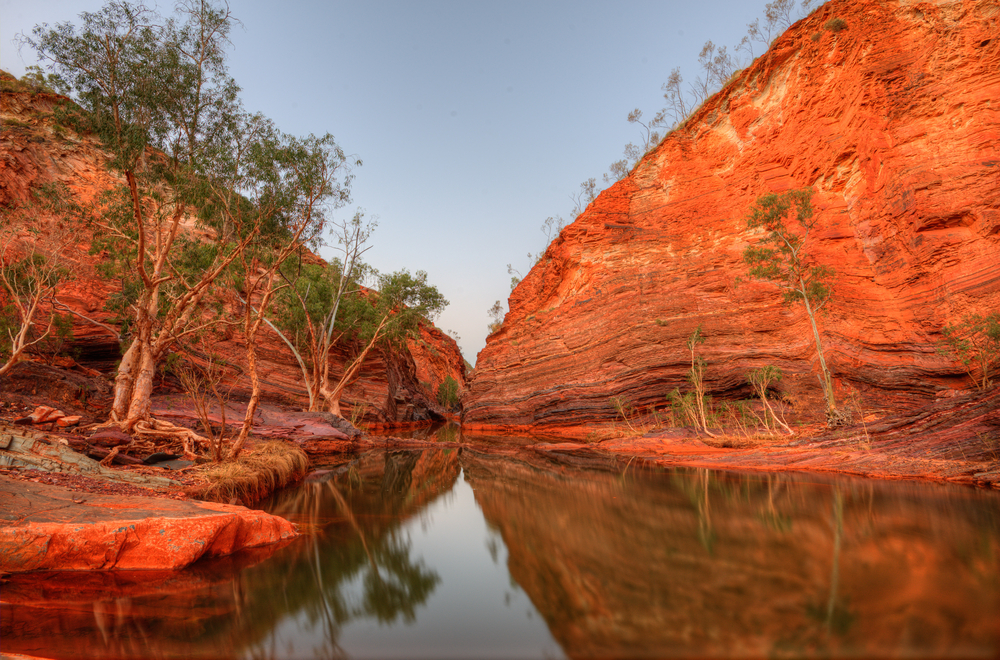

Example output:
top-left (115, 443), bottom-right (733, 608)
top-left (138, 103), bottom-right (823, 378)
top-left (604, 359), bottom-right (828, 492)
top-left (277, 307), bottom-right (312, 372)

top-left (938, 312), bottom-right (1000, 390)
top-left (685, 325), bottom-right (716, 437)
top-left (437, 375), bottom-right (460, 410)
top-left (666, 388), bottom-right (700, 427)
top-left (747, 366), bottom-right (792, 434)
top-left (824, 17), bottom-right (848, 33)
top-left (487, 300), bottom-right (505, 334)
top-left (610, 395), bottom-right (638, 432)
top-left (20, 65), bottom-right (70, 96)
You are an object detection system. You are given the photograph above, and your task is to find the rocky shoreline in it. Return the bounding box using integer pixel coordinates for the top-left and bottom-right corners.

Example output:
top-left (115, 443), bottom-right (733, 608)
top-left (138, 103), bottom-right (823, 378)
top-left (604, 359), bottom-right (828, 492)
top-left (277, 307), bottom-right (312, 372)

top-left (1, 362), bottom-right (997, 574)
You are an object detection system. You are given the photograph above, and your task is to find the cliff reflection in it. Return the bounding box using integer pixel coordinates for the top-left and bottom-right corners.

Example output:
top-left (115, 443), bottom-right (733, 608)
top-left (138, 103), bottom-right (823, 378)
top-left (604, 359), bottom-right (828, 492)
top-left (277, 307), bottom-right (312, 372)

top-left (461, 450), bottom-right (1000, 659)
top-left (0, 448), bottom-right (460, 660)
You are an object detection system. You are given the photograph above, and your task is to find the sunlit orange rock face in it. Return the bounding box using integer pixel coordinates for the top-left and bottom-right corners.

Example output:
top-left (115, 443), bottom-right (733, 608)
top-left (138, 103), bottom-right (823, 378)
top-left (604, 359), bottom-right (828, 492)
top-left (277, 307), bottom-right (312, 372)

top-left (465, 0), bottom-right (1000, 432)
top-left (0, 73), bottom-right (465, 423)
top-left (0, 477), bottom-right (297, 572)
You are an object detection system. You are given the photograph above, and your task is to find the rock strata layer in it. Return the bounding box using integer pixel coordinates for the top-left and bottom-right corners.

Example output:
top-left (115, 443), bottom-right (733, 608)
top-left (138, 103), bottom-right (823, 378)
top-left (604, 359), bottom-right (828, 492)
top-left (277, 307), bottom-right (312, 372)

top-left (0, 475), bottom-right (297, 572)
top-left (465, 0), bottom-right (1000, 431)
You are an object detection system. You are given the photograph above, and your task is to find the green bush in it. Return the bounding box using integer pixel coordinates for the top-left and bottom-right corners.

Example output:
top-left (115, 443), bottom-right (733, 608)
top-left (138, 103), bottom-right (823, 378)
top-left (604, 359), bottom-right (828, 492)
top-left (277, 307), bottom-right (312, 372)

top-left (824, 17), bottom-right (847, 32)
top-left (939, 312), bottom-right (1000, 390)
top-left (437, 375), bottom-right (460, 410)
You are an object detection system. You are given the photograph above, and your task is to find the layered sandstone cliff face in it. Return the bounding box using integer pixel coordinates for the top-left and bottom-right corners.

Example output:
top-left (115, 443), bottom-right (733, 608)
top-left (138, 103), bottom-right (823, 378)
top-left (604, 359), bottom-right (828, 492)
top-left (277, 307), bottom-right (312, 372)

top-left (466, 0), bottom-right (1000, 430)
top-left (0, 73), bottom-right (465, 423)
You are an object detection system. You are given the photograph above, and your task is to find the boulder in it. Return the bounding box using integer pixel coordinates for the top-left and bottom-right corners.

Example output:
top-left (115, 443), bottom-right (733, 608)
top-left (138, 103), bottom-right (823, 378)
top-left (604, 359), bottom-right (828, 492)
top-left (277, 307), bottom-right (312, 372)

top-left (0, 475), bottom-right (297, 572)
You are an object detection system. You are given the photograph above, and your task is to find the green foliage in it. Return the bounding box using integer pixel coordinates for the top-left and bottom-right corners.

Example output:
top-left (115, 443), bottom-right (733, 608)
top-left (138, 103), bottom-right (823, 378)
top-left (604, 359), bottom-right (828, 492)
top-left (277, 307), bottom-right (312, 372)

top-left (276, 260), bottom-right (344, 347)
top-left (1, 252), bottom-right (65, 294)
top-left (666, 388), bottom-right (701, 428)
top-left (683, 325), bottom-right (717, 436)
top-left (824, 17), bottom-right (848, 33)
top-left (163, 351), bottom-right (183, 375)
top-left (34, 313), bottom-right (76, 362)
top-left (0, 183), bottom-right (80, 374)
top-left (742, 188), bottom-right (838, 416)
top-left (747, 365), bottom-right (791, 434)
top-left (367, 269), bottom-right (448, 347)
top-left (23, 1), bottom-right (160, 172)
top-left (0, 304), bottom-right (17, 357)
top-left (487, 300), bottom-right (505, 335)
top-left (939, 313), bottom-right (1000, 390)
top-left (437, 376), bottom-right (460, 410)
top-left (748, 365), bottom-right (782, 394)
top-left (276, 259), bottom-right (446, 358)
top-left (20, 65), bottom-right (71, 95)
top-left (743, 188), bottom-right (833, 308)
top-left (719, 400), bottom-right (756, 435)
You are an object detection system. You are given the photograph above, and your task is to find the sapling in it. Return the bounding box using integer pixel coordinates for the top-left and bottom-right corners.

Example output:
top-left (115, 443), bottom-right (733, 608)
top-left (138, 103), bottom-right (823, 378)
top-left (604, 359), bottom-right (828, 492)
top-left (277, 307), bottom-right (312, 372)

top-left (742, 188), bottom-right (844, 424)
top-left (686, 325), bottom-right (716, 437)
top-left (748, 365), bottom-right (792, 434)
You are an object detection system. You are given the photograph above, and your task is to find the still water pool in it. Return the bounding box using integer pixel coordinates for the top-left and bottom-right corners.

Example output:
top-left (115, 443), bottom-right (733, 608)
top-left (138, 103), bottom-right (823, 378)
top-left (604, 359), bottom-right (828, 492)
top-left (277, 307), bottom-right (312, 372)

top-left (2, 445), bottom-right (999, 659)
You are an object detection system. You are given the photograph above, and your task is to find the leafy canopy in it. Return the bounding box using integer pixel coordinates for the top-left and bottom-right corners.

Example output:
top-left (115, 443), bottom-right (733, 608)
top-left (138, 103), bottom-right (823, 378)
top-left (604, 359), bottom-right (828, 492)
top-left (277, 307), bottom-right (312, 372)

top-left (742, 187), bottom-right (833, 309)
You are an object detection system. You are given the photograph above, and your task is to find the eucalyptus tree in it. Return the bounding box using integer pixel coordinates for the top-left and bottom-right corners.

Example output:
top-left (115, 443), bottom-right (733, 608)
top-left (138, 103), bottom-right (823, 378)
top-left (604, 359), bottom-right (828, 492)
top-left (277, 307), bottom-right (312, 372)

top-left (24, 1), bottom-right (355, 449)
top-left (0, 185), bottom-right (75, 378)
top-left (319, 268), bottom-right (447, 417)
top-left (742, 188), bottom-right (841, 422)
top-left (268, 211), bottom-right (376, 413)
top-left (273, 229), bottom-right (448, 418)
top-left (25, 1), bottom-right (246, 440)
top-left (228, 130), bottom-right (356, 455)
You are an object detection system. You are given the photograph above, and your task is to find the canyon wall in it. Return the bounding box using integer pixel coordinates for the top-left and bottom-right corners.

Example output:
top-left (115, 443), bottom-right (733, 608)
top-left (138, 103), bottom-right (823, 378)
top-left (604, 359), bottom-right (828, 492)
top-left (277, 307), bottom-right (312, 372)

top-left (0, 73), bottom-right (466, 423)
top-left (465, 0), bottom-right (1000, 431)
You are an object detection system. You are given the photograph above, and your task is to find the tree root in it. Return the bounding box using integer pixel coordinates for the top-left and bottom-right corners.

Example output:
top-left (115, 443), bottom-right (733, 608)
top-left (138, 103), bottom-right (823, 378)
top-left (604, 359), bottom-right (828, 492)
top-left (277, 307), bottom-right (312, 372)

top-left (132, 419), bottom-right (208, 461)
top-left (99, 446), bottom-right (120, 467)
top-left (93, 417), bottom-right (209, 461)
top-left (826, 407), bottom-right (854, 428)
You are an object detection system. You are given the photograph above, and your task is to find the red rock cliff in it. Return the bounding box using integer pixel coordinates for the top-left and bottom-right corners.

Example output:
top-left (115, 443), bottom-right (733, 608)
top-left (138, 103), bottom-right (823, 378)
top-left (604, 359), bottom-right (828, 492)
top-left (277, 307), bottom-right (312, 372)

top-left (465, 0), bottom-right (1000, 431)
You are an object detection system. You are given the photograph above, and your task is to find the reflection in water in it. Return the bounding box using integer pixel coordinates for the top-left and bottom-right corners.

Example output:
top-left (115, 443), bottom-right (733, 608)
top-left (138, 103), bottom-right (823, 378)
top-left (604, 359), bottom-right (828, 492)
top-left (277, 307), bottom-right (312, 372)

top-left (462, 450), bottom-right (1000, 658)
top-left (253, 451), bottom-right (449, 657)
top-left (1, 449), bottom-right (461, 659)
top-left (1, 445), bottom-right (998, 659)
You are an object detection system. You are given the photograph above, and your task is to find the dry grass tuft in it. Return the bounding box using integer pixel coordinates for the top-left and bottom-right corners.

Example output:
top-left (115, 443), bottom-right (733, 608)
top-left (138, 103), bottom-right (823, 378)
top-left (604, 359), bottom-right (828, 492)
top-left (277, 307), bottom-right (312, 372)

top-left (189, 441), bottom-right (309, 504)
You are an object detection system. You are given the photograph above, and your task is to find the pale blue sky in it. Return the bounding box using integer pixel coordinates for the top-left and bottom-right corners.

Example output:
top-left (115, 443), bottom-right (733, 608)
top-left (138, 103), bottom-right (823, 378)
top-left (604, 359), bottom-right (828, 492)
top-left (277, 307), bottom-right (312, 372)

top-left (2, 1), bottom-right (804, 363)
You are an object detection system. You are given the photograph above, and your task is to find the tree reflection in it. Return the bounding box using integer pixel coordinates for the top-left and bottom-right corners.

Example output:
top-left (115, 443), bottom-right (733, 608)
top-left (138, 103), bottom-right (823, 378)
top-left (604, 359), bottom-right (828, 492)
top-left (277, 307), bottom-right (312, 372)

top-left (361, 532), bottom-right (439, 624)
top-left (0, 449), bottom-right (458, 660)
top-left (240, 449), bottom-right (457, 658)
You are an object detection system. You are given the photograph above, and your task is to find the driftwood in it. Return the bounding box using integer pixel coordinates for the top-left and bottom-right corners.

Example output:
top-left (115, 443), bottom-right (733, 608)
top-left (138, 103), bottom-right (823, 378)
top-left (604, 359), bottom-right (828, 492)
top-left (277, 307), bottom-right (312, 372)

top-left (87, 445), bottom-right (144, 466)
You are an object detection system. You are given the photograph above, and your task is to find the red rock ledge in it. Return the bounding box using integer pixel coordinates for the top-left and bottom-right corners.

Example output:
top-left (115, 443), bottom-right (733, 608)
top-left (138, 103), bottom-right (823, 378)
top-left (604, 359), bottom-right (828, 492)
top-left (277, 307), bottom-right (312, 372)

top-left (0, 476), bottom-right (297, 572)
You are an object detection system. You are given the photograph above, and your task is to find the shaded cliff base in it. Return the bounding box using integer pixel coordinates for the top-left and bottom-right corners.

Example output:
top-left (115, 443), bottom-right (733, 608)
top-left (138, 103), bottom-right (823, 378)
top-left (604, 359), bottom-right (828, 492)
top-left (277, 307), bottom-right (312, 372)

top-left (3, 354), bottom-right (997, 492)
top-left (1, 358), bottom-right (996, 575)
top-left (461, 384), bottom-right (1000, 489)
